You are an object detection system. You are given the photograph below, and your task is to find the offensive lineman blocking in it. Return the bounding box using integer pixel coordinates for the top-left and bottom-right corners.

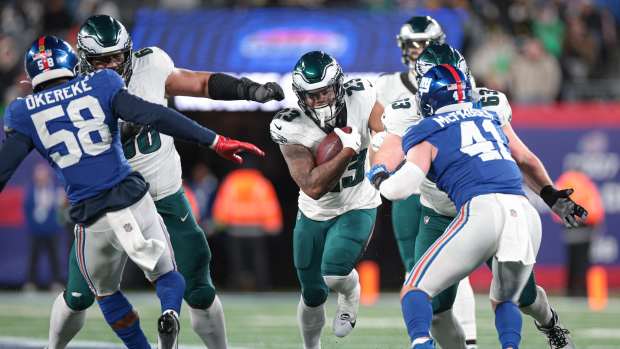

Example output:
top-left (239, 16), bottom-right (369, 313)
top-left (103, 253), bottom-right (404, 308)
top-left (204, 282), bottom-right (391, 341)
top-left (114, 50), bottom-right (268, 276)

top-left (47, 15), bottom-right (284, 349)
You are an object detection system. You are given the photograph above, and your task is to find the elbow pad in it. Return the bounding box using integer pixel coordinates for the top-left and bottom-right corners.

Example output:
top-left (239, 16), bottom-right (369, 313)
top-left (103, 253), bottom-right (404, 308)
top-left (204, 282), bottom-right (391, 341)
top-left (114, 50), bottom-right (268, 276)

top-left (379, 162), bottom-right (425, 201)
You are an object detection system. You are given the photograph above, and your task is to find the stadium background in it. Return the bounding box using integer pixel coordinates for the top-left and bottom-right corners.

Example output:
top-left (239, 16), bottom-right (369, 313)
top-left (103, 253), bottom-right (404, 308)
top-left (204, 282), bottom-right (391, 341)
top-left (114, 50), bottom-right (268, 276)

top-left (1, 0), bottom-right (620, 295)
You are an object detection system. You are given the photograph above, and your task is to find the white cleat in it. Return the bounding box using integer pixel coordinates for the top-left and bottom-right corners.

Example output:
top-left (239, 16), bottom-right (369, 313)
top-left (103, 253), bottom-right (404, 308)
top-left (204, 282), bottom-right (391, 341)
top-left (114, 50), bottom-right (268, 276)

top-left (332, 283), bottom-right (360, 338)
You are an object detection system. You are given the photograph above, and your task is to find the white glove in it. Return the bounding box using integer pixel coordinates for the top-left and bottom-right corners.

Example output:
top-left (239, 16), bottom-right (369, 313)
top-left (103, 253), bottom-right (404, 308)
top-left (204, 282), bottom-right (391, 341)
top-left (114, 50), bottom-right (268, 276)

top-left (371, 130), bottom-right (387, 152)
top-left (334, 126), bottom-right (362, 154)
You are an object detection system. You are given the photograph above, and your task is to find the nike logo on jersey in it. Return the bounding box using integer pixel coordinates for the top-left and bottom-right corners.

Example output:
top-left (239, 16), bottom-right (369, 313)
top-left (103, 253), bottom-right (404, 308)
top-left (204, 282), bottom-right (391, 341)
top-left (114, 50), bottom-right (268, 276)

top-left (274, 123), bottom-right (282, 130)
top-left (180, 211), bottom-right (190, 222)
top-left (424, 216), bottom-right (430, 224)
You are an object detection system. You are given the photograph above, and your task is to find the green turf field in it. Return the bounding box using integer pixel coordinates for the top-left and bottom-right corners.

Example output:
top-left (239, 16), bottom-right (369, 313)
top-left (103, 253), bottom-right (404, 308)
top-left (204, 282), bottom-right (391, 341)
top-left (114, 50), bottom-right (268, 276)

top-left (0, 291), bottom-right (618, 348)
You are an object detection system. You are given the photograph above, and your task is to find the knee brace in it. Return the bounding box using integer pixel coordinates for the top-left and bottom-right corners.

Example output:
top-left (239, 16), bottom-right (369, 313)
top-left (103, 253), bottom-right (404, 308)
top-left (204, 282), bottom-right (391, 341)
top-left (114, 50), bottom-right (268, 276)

top-left (63, 289), bottom-right (95, 311)
top-left (185, 284), bottom-right (217, 310)
top-left (302, 287), bottom-right (328, 308)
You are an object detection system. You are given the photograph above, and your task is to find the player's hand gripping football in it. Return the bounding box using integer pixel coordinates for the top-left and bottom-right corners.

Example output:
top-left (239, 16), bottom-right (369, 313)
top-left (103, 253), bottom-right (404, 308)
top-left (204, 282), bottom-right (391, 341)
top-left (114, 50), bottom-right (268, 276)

top-left (211, 135), bottom-right (265, 165)
top-left (334, 126), bottom-right (361, 154)
top-left (540, 185), bottom-right (588, 227)
top-left (242, 77), bottom-right (285, 103)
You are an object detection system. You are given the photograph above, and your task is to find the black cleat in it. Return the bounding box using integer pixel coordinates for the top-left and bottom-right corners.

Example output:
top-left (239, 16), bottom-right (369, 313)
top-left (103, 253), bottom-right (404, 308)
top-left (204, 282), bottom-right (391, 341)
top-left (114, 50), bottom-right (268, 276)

top-left (535, 309), bottom-right (575, 349)
top-left (157, 312), bottom-right (180, 349)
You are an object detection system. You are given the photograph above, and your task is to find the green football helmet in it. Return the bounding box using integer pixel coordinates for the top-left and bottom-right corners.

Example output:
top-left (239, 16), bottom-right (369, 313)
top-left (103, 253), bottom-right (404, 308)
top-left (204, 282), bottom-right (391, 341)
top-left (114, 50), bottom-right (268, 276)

top-left (414, 43), bottom-right (472, 86)
top-left (77, 15), bottom-right (133, 81)
top-left (292, 51), bottom-right (345, 130)
top-left (397, 16), bottom-right (445, 69)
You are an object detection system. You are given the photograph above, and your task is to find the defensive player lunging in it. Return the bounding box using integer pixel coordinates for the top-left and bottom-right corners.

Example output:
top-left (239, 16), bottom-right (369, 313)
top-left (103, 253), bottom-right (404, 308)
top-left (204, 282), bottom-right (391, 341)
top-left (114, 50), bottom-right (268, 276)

top-left (372, 64), bottom-right (548, 349)
top-left (270, 51), bottom-right (384, 349)
top-left (0, 37), bottom-right (263, 349)
top-left (47, 15), bottom-right (284, 349)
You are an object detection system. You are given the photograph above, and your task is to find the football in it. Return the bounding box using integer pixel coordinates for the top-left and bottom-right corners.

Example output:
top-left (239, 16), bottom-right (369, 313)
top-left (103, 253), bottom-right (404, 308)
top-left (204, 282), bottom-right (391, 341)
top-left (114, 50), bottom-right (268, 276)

top-left (315, 126), bottom-right (352, 165)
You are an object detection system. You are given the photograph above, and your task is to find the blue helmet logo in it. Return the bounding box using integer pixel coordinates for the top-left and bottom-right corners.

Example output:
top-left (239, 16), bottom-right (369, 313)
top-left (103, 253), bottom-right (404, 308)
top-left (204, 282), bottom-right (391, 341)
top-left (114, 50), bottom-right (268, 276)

top-left (417, 64), bottom-right (472, 117)
top-left (25, 36), bottom-right (78, 90)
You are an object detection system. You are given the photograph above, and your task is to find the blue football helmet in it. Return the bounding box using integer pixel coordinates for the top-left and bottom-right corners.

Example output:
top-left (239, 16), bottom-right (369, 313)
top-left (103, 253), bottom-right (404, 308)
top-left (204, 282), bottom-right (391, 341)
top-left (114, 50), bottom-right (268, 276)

top-left (25, 35), bottom-right (78, 91)
top-left (416, 64), bottom-right (473, 117)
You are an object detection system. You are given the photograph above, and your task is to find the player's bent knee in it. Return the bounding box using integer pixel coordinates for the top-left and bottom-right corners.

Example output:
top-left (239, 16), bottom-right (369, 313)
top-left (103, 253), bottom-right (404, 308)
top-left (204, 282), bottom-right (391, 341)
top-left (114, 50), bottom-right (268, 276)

top-left (322, 262), bottom-right (354, 277)
top-left (185, 285), bottom-right (217, 310)
top-left (64, 289), bottom-right (95, 311)
top-left (302, 287), bottom-right (328, 307)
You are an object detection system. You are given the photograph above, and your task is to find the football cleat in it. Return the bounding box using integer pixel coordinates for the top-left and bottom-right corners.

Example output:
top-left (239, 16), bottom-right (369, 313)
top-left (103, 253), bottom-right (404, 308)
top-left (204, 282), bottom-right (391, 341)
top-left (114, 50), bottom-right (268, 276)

top-left (157, 311), bottom-right (180, 349)
top-left (535, 309), bottom-right (575, 349)
top-left (411, 337), bottom-right (435, 349)
top-left (332, 282), bottom-right (360, 338)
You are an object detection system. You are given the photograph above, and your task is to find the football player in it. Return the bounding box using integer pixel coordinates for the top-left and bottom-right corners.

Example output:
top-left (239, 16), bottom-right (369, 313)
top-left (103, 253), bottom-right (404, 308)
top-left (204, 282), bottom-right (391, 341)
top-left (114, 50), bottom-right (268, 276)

top-left (377, 63), bottom-right (544, 349)
top-left (269, 51), bottom-right (384, 349)
top-left (370, 43), bottom-right (585, 349)
top-left (47, 15), bottom-right (284, 349)
top-left (0, 36), bottom-right (263, 349)
top-left (373, 16), bottom-right (479, 348)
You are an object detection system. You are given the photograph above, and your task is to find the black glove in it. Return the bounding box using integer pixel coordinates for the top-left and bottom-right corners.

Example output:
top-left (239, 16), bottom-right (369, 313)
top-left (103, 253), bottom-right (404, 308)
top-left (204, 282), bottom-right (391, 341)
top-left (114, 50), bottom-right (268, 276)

top-left (540, 185), bottom-right (588, 227)
top-left (120, 121), bottom-right (143, 144)
top-left (242, 78), bottom-right (285, 102)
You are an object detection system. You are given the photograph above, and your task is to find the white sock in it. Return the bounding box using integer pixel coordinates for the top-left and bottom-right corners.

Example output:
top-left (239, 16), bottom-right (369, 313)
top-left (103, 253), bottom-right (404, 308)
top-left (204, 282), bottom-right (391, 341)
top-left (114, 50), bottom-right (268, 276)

top-left (431, 309), bottom-right (467, 349)
top-left (452, 277), bottom-right (477, 343)
top-left (323, 269), bottom-right (359, 304)
top-left (297, 297), bottom-right (325, 349)
top-left (520, 285), bottom-right (553, 327)
top-left (48, 292), bottom-right (86, 349)
top-left (189, 295), bottom-right (228, 349)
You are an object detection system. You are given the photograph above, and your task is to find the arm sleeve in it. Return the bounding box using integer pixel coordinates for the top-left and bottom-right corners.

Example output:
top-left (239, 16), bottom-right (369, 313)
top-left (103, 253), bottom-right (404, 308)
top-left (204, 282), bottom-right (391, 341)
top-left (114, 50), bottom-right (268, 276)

top-left (0, 131), bottom-right (34, 192)
top-left (112, 89), bottom-right (217, 147)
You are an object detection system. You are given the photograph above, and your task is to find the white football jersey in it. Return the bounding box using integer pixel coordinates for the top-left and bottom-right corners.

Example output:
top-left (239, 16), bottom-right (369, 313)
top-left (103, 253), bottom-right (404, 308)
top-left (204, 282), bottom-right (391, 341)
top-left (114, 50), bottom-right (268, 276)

top-left (123, 46), bottom-right (182, 201)
top-left (270, 78), bottom-right (381, 221)
top-left (375, 71), bottom-right (418, 107)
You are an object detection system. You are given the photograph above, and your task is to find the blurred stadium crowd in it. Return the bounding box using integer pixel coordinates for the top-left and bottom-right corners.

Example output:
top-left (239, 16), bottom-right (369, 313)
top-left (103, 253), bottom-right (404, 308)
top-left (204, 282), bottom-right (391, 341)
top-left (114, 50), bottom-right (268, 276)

top-left (1, 0), bottom-right (619, 108)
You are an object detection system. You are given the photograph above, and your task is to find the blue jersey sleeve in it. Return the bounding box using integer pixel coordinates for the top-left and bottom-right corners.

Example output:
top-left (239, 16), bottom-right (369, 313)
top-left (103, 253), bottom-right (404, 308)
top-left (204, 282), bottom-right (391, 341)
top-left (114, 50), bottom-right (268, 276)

top-left (3, 99), bottom-right (31, 138)
top-left (88, 69), bottom-right (125, 107)
top-left (402, 118), bottom-right (440, 154)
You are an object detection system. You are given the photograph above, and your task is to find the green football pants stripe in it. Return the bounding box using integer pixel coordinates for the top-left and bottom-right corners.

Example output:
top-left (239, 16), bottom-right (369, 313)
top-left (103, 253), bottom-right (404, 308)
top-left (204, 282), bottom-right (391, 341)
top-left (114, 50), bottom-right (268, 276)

top-left (294, 208), bottom-right (377, 307)
top-left (391, 194), bottom-right (422, 271)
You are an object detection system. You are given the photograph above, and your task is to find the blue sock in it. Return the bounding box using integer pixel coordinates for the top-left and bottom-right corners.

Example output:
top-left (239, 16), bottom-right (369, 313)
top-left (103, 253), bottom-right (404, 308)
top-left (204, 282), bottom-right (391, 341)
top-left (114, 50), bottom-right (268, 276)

top-left (495, 301), bottom-right (522, 349)
top-left (97, 291), bottom-right (150, 349)
top-left (155, 270), bottom-right (186, 314)
top-left (401, 290), bottom-right (432, 341)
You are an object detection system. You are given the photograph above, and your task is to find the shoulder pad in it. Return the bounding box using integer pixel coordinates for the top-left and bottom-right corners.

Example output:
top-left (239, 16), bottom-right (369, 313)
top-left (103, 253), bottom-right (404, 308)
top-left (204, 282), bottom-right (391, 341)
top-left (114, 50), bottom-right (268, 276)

top-left (474, 87), bottom-right (512, 126)
top-left (133, 46), bottom-right (174, 77)
top-left (401, 117), bottom-right (437, 153)
top-left (382, 97), bottom-right (421, 136)
top-left (269, 108), bottom-right (305, 145)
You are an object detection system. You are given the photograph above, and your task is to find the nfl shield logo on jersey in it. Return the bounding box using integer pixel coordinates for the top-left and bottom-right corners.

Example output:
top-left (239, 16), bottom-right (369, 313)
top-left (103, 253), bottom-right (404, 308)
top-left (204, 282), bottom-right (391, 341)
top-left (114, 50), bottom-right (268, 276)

top-left (123, 223), bottom-right (133, 232)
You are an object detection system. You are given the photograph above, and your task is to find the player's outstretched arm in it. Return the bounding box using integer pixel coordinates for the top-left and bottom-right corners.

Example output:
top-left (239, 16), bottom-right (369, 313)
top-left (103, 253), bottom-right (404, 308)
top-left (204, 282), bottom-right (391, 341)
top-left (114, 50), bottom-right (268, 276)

top-left (503, 123), bottom-right (587, 226)
top-left (280, 143), bottom-right (354, 200)
top-left (0, 131), bottom-right (34, 192)
top-left (165, 69), bottom-right (285, 102)
top-left (112, 90), bottom-right (264, 163)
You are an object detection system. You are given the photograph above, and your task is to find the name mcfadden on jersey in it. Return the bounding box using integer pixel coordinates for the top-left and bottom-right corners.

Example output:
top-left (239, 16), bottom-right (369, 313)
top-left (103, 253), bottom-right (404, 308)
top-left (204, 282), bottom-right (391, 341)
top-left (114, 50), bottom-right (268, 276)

top-left (270, 78), bottom-right (381, 221)
top-left (121, 46), bottom-right (181, 201)
top-left (380, 86), bottom-right (513, 217)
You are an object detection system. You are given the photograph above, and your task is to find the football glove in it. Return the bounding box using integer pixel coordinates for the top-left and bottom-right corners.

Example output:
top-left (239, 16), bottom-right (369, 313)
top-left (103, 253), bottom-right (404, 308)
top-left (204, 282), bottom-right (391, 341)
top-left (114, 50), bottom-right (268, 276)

top-left (334, 126), bottom-right (361, 154)
top-left (243, 78), bottom-right (285, 103)
top-left (211, 135), bottom-right (265, 165)
top-left (120, 121), bottom-right (143, 144)
top-left (366, 164), bottom-right (390, 190)
top-left (540, 185), bottom-right (588, 227)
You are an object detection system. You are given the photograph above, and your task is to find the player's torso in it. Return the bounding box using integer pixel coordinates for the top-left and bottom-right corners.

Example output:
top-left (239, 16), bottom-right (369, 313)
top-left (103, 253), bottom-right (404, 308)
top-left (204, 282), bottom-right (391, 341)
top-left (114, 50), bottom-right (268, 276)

top-left (16, 72), bottom-right (130, 203)
top-left (423, 107), bottom-right (523, 209)
top-left (375, 72), bottom-right (418, 107)
top-left (123, 47), bottom-right (181, 201)
top-left (420, 87), bottom-right (514, 216)
top-left (270, 78), bottom-right (381, 220)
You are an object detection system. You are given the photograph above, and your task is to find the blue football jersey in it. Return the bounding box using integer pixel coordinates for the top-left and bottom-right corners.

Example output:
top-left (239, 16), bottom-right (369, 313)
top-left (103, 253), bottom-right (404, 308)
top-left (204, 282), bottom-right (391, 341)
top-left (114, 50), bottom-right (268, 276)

top-left (3, 69), bottom-right (132, 204)
top-left (402, 106), bottom-right (525, 209)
